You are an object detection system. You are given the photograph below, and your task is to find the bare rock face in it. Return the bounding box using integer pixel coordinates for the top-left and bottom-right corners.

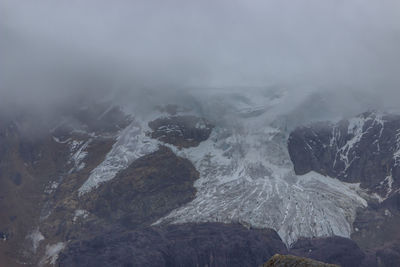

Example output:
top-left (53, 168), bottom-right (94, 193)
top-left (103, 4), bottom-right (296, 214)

top-left (263, 254), bottom-right (339, 267)
top-left (58, 223), bottom-right (288, 267)
top-left (290, 236), bottom-right (366, 267)
top-left (0, 103), bottom-right (131, 266)
top-left (81, 146), bottom-right (199, 228)
top-left (0, 118), bottom-right (72, 266)
top-left (288, 111), bottom-right (400, 197)
top-left (287, 111), bottom-right (400, 267)
top-left (349, 192), bottom-right (400, 267)
top-left (148, 115), bottom-right (213, 148)
top-left (352, 193), bottom-right (400, 250)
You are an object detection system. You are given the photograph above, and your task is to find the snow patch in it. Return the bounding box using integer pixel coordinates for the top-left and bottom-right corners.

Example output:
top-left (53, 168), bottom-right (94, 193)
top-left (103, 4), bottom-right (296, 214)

top-left (338, 116), bottom-right (369, 172)
top-left (40, 242), bottom-right (66, 266)
top-left (393, 129), bottom-right (400, 166)
top-left (27, 228), bottom-right (44, 253)
top-left (73, 209), bottom-right (89, 222)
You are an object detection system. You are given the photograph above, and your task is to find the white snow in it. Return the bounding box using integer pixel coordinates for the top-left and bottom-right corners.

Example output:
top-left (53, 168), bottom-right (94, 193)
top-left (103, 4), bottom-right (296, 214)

top-left (44, 181), bottom-right (59, 194)
top-left (384, 209), bottom-right (392, 217)
top-left (376, 173), bottom-right (395, 201)
top-left (27, 228), bottom-right (45, 253)
top-left (68, 139), bottom-right (90, 172)
top-left (332, 112), bottom-right (387, 174)
top-left (337, 116), bottom-right (369, 172)
top-left (384, 175), bottom-right (394, 197)
top-left (73, 209), bottom-right (89, 222)
top-left (372, 192), bottom-right (385, 203)
top-left (40, 242), bottom-right (66, 266)
top-left (393, 129), bottom-right (400, 166)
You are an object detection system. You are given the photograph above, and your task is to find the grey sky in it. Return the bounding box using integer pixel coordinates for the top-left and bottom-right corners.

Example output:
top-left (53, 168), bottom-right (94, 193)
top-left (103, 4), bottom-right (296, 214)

top-left (1, 0), bottom-right (400, 112)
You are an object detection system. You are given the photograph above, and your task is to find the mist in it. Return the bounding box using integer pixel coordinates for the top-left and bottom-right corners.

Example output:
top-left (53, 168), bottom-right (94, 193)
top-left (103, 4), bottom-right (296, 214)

top-left (1, 0), bottom-right (400, 115)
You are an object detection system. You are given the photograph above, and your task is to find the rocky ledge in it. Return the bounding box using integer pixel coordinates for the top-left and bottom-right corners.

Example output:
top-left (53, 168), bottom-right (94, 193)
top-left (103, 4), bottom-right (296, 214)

top-left (148, 115), bottom-right (213, 148)
top-left (263, 254), bottom-right (339, 267)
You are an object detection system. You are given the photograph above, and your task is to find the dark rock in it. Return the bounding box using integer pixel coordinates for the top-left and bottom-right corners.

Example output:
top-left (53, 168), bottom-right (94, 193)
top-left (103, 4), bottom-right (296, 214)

top-left (290, 236), bottom-right (365, 267)
top-left (10, 172), bottom-right (22, 186)
top-left (374, 240), bottom-right (400, 267)
top-left (382, 192), bottom-right (400, 211)
top-left (0, 231), bottom-right (8, 241)
top-left (288, 111), bottom-right (400, 196)
top-left (263, 254), bottom-right (339, 267)
top-left (148, 115), bottom-right (213, 148)
top-left (82, 146), bottom-right (199, 228)
top-left (58, 223), bottom-right (288, 267)
top-left (0, 106), bottom-right (129, 266)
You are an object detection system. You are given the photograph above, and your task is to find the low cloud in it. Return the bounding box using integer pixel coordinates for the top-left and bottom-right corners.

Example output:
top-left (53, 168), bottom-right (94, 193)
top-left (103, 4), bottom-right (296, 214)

top-left (1, 0), bottom-right (399, 114)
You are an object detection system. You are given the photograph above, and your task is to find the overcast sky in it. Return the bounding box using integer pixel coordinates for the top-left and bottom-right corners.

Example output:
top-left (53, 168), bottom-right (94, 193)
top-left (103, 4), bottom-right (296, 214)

top-left (1, 0), bottom-right (400, 112)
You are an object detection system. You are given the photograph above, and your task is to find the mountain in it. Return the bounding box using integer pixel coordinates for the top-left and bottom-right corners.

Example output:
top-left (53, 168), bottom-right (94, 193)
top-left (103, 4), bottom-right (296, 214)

top-left (0, 89), bottom-right (399, 266)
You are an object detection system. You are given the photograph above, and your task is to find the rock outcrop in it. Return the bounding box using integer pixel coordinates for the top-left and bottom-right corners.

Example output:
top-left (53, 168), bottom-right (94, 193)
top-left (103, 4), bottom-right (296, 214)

top-left (287, 111), bottom-right (400, 267)
top-left (290, 236), bottom-right (366, 267)
top-left (288, 111), bottom-right (400, 197)
top-left (58, 223), bottom-right (287, 267)
top-left (148, 115), bottom-right (213, 148)
top-left (263, 254), bottom-right (339, 267)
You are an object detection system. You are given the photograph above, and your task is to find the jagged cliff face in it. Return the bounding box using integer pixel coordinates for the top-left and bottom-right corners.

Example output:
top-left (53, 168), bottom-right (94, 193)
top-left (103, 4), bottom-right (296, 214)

top-left (287, 110), bottom-right (400, 267)
top-left (0, 89), bottom-right (400, 266)
top-left (150, 91), bottom-right (367, 246)
top-left (0, 103), bottom-right (132, 266)
top-left (288, 111), bottom-right (400, 199)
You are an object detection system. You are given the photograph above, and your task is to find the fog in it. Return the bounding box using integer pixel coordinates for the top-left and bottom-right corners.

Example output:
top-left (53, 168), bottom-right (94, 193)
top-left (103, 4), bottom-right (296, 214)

top-left (1, 0), bottom-right (400, 115)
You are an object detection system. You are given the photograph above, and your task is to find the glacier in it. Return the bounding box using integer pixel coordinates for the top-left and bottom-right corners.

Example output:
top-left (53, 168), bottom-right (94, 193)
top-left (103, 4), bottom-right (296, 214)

top-left (78, 88), bottom-right (368, 246)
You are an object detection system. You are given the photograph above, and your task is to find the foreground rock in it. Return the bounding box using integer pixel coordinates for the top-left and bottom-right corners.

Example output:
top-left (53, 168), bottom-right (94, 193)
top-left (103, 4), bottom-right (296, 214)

top-left (290, 236), bottom-right (366, 267)
top-left (58, 223), bottom-right (287, 267)
top-left (263, 254), bottom-right (339, 267)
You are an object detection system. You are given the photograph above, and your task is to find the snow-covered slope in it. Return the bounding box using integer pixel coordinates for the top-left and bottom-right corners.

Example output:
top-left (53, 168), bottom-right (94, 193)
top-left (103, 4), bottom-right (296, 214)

top-left (78, 114), bottom-right (160, 194)
top-left (78, 88), bottom-right (368, 246)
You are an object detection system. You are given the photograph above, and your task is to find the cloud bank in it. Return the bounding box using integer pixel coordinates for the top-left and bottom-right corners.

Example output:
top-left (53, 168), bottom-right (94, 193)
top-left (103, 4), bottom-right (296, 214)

top-left (1, 0), bottom-right (400, 113)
